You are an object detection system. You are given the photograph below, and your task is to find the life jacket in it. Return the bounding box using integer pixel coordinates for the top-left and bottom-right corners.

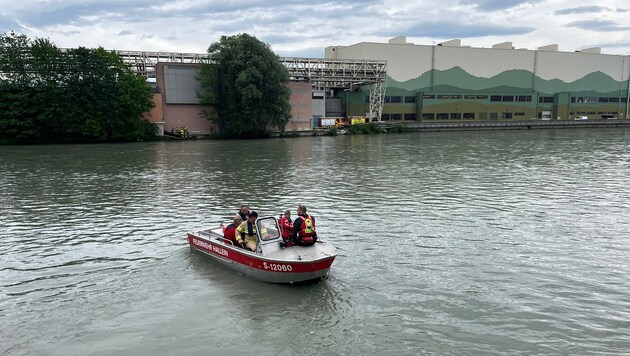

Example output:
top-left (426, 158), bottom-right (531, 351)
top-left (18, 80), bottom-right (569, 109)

top-left (278, 217), bottom-right (293, 239)
top-left (223, 223), bottom-right (238, 245)
top-left (297, 214), bottom-right (316, 245)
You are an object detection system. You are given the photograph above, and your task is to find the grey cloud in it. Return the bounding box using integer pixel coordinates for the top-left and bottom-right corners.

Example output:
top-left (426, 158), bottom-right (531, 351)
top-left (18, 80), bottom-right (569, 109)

top-left (387, 21), bottom-right (535, 39)
top-left (567, 20), bottom-right (630, 32)
top-left (459, 0), bottom-right (538, 11)
top-left (590, 40), bottom-right (630, 48)
top-left (118, 30), bottom-right (132, 36)
top-left (554, 6), bottom-right (611, 15)
top-left (617, 8), bottom-right (630, 13)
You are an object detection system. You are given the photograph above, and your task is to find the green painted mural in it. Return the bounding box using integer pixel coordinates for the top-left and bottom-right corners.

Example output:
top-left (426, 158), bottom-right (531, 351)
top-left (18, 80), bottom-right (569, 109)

top-left (387, 67), bottom-right (628, 96)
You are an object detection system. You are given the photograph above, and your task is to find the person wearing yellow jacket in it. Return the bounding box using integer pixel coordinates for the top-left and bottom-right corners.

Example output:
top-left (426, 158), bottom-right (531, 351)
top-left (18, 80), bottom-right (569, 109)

top-left (236, 211), bottom-right (258, 251)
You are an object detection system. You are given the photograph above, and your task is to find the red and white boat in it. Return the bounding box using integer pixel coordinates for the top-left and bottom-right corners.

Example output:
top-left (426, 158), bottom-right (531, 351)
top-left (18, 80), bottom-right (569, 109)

top-left (187, 216), bottom-right (337, 284)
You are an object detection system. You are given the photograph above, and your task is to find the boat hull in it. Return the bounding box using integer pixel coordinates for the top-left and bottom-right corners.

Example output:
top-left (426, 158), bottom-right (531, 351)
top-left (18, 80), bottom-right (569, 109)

top-left (188, 232), bottom-right (336, 284)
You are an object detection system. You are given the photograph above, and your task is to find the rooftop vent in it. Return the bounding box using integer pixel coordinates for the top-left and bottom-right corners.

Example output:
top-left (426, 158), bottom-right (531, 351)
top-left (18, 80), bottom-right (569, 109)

top-left (437, 39), bottom-right (461, 47)
top-left (388, 36), bottom-right (407, 44)
top-left (492, 42), bottom-right (514, 49)
top-left (538, 44), bottom-right (559, 52)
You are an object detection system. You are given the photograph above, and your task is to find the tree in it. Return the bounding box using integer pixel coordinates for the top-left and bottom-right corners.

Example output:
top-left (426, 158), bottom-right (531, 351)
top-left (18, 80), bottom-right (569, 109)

top-left (198, 34), bottom-right (292, 137)
top-left (0, 32), bottom-right (156, 144)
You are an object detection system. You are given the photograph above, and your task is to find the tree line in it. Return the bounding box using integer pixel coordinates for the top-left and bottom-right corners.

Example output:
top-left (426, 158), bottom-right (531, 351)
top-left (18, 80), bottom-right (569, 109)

top-left (0, 32), bottom-right (156, 144)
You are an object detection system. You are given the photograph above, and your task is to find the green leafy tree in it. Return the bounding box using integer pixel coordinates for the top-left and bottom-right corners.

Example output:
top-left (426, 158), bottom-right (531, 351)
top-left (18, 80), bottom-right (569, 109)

top-left (198, 33), bottom-right (291, 137)
top-left (0, 32), bottom-right (156, 144)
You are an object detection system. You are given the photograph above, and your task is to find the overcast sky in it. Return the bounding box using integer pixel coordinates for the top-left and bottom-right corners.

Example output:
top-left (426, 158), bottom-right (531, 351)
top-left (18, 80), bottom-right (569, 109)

top-left (1, 0), bottom-right (629, 57)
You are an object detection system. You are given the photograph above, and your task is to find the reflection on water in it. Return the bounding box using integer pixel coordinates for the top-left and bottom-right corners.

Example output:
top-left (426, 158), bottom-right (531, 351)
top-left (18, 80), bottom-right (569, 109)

top-left (2, 128), bottom-right (630, 354)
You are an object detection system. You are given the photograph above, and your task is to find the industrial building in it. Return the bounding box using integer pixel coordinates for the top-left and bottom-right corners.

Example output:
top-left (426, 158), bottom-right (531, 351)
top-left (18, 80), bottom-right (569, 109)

top-left (126, 36), bottom-right (629, 134)
top-left (326, 37), bottom-right (630, 122)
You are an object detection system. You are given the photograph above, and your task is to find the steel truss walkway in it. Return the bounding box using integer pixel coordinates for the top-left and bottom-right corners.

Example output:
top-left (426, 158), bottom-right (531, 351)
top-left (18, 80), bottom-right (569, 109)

top-left (115, 50), bottom-right (388, 121)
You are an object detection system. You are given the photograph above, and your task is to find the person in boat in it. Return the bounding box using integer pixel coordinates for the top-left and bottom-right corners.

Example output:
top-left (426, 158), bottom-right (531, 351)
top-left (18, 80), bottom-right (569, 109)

top-left (236, 211), bottom-right (258, 251)
top-left (290, 204), bottom-right (317, 246)
top-left (237, 204), bottom-right (250, 221)
top-left (278, 210), bottom-right (294, 247)
top-left (223, 215), bottom-right (242, 246)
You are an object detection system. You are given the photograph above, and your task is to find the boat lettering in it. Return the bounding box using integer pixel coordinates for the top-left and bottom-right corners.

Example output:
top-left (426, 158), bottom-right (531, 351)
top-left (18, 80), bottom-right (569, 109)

top-left (262, 262), bottom-right (293, 272)
top-left (192, 239), bottom-right (228, 257)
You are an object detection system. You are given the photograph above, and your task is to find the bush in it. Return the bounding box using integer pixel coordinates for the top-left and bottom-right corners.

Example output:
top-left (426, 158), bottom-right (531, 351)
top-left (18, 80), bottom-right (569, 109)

top-left (345, 123), bottom-right (384, 135)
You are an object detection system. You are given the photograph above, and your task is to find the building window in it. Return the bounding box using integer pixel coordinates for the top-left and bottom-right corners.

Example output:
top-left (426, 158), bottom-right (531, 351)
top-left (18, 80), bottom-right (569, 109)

top-left (501, 112), bottom-right (513, 119)
top-left (502, 96), bottom-right (514, 102)
top-left (490, 95), bottom-right (501, 102)
top-left (423, 94), bottom-right (435, 99)
top-left (365, 96), bottom-right (370, 103)
top-left (422, 113), bottom-right (435, 120)
top-left (514, 112), bottom-right (525, 116)
top-left (436, 113), bottom-right (449, 120)
top-left (570, 97), bottom-right (576, 103)
top-left (598, 97), bottom-right (609, 103)
top-left (404, 113), bottom-right (417, 120)
top-left (385, 96), bottom-right (402, 103)
top-left (577, 97), bottom-right (597, 103)
top-left (450, 113), bottom-right (461, 120)
top-left (477, 95), bottom-right (488, 99)
top-left (437, 95), bottom-right (450, 99)
top-left (390, 113), bottom-right (402, 120)
top-left (404, 96), bottom-right (416, 103)
top-left (450, 95), bottom-right (462, 99)
top-left (381, 114), bottom-right (390, 120)
top-left (463, 113), bottom-right (475, 120)
top-left (539, 96), bottom-right (554, 103)
top-left (517, 95), bottom-right (532, 102)
top-left (479, 112), bottom-right (488, 120)
top-left (489, 113), bottom-right (498, 120)
top-left (609, 97), bottom-right (619, 102)
top-left (464, 95), bottom-right (476, 99)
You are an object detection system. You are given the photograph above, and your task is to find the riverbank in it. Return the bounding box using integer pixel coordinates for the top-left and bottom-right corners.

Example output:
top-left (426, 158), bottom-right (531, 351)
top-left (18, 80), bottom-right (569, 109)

top-left (270, 119), bottom-right (630, 137)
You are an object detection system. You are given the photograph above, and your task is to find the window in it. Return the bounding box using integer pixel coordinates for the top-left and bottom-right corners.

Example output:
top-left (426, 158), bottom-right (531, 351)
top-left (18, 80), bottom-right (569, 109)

top-left (450, 95), bottom-right (462, 99)
top-left (404, 113), bottom-right (416, 120)
top-left (571, 97), bottom-right (576, 103)
top-left (404, 96), bottom-right (416, 103)
top-left (609, 97), bottom-right (619, 102)
top-left (422, 113), bottom-right (435, 120)
top-left (598, 97), bottom-right (609, 103)
top-left (390, 113), bottom-right (402, 120)
top-left (463, 113), bottom-right (475, 120)
top-left (517, 95), bottom-right (532, 102)
top-left (365, 96), bottom-right (370, 103)
top-left (464, 95), bottom-right (476, 99)
top-left (490, 96), bottom-right (501, 102)
top-left (514, 112), bottom-right (525, 116)
top-left (502, 96), bottom-right (514, 102)
top-left (539, 96), bottom-right (554, 103)
top-left (501, 112), bottom-right (513, 119)
top-left (450, 113), bottom-right (461, 120)
top-left (436, 113), bottom-right (449, 120)
top-left (437, 95), bottom-right (450, 99)
top-left (381, 114), bottom-right (391, 120)
top-left (577, 97), bottom-right (596, 103)
top-left (477, 95), bottom-right (488, 99)
top-left (479, 112), bottom-right (488, 120)
top-left (390, 96), bottom-right (402, 103)
top-left (489, 113), bottom-right (498, 120)
top-left (422, 94), bottom-right (436, 99)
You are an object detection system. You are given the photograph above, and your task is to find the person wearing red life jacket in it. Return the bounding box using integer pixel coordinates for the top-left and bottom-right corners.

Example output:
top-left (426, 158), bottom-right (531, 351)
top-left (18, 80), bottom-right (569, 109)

top-left (223, 215), bottom-right (242, 246)
top-left (278, 210), bottom-right (294, 247)
top-left (290, 204), bottom-right (317, 246)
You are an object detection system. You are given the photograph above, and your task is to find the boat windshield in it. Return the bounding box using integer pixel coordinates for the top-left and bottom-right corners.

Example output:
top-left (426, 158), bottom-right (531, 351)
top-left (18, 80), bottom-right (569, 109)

top-left (256, 217), bottom-right (281, 241)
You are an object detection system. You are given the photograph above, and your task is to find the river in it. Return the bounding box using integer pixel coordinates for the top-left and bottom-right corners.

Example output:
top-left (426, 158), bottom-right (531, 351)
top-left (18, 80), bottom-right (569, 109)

top-left (1, 129), bottom-right (630, 355)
